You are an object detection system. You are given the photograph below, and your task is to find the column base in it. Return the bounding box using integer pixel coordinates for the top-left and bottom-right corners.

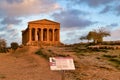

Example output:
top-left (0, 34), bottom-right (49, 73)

top-left (25, 41), bottom-right (61, 46)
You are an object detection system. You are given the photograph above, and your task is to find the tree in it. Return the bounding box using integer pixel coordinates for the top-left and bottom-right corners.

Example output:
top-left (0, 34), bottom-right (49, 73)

top-left (0, 38), bottom-right (7, 53)
top-left (80, 27), bottom-right (110, 44)
top-left (97, 28), bottom-right (110, 43)
top-left (80, 36), bottom-right (87, 41)
top-left (0, 38), bottom-right (6, 48)
top-left (11, 42), bottom-right (19, 51)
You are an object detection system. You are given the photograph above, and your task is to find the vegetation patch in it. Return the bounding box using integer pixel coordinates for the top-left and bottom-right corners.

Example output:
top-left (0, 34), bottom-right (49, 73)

top-left (74, 47), bottom-right (108, 57)
top-left (103, 54), bottom-right (117, 58)
top-left (102, 54), bottom-right (120, 70)
top-left (109, 58), bottom-right (120, 64)
top-left (10, 46), bottom-right (29, 58)
top-left (35, 49), bottom-right (49, 59)
top-left (11, 42), bottom-right (19, 51)
top-left (109, 58), bottom-right (120, 70)
top-left (0, 74), bottom-right (6, 79)
top-left (57, 54), bottom-right (70, 57)
top-left (35, 48), bottom-right (71, 60)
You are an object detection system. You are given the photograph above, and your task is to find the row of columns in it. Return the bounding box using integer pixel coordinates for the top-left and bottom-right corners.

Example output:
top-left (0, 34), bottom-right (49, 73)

top-left (29, 28), bottom-right (59, 42)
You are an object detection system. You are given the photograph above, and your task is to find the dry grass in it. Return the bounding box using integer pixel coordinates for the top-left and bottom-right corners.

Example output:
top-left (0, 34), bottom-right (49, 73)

top-left (0, 74), bottom-right (6, 79)
top-left (0, 45), bottom-right (120, 80)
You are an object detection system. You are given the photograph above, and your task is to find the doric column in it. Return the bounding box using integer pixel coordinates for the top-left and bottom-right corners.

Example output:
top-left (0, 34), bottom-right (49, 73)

top-left (29, 28), bottom-right (32, 42)
top-left (35, 28), bottom-right (38, 41)
top-left (41, 28), bottom-right (43, 41)
top-left (53, 29), bottom-right (55, 42)
top-left (58, 29), bottom-right (60, 42)
top-left (47, 29), bottom-right (49, 42)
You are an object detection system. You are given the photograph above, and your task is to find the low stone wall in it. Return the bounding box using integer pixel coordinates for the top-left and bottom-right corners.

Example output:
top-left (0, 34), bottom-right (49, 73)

top-left (88, 45), bottom-right (120, 49)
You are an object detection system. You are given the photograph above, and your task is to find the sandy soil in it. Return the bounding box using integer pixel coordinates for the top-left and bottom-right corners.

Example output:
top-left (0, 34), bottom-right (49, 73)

top-left (0, 46), bottom-right (61, 80)
top-left (0, 46), bottom-right (120, 80)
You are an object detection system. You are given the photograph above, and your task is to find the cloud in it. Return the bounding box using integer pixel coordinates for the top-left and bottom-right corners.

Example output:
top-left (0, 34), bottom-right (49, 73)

top-left (99, 4), bottom-right (120, 15)
top-left (0, 24), bottom-right (20, 46)
top-left (62, 31), bottom-right (81, 44)
top-left (104, 28), bottom-right (120, 41)
top-left (61, 29), bottom-right (89, 44)
top-left (1, 17), bottom-right (22, 25)
top-left (0, 0), bottom-right (61, 17)
top-left (111, 29), bottom-right (120, 40)
top-left (70, 0), bottom-right (116, 7)
top-left (0, 0), bottom-right (61, 26)
top-left (63, 38), bottom-right (80, 44)
top-left (5, 0), bottom-right (23, 4)
top-left (67, 0), bottom-right (120, 16)
top-left (52, 9), bottom-right (95, 29)
top-left (82, 0), bottom-right (114, 7)
top-left (115, 5), bottom-right (120, 16)
top-left (106, 23), bottom-right (118, 27)
top-left (0, 26), bottom-right (5, 31)
top-left (100, 5), bottom-right (112, 14)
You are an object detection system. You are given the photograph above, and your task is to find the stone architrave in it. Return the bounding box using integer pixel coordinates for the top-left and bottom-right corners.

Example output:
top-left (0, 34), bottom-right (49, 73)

top-left (22, 19), bottom-right (60, 46)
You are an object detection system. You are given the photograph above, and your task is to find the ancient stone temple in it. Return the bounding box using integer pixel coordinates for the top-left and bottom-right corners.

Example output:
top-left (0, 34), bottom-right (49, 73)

top-left (22, 19), bottom-right (60, 46)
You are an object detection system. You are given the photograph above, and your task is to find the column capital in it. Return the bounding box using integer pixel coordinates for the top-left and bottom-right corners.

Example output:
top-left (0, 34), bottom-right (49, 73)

top-left (28, 28), bottom-right (32, 31)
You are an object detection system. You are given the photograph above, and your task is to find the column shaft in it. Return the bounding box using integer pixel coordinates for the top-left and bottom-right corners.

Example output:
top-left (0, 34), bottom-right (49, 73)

top-left (53, 29), bottom-right (55, 42)
top-left (29, 28), bottom-right (32, 42)
top-left (58, 29), bottom-right (60, 41)
top-left (35, 28), bottom-right (38, 41)
top-left (41, 29), bottom-right (43, 41)
top-left (47, 29), bottom-right (49, 42)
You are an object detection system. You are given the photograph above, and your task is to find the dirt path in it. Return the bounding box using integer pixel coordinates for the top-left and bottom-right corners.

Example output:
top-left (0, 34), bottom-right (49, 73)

top-left (0, 46), bottom-right (61, 80)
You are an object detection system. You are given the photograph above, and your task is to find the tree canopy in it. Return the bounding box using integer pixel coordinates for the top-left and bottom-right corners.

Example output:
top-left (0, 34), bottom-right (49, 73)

top-left (80, 27), bottom-right (111, 44)
top-left (0, 38), bottom-right (6, 48)
top-left (0, 38), bottom-right (7, 53)
top-left (11, 42), bottom-right (19, 51)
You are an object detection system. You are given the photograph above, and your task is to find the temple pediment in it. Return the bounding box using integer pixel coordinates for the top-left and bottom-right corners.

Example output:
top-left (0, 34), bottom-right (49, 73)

top-left (28, 19), bottom-right (60, 24)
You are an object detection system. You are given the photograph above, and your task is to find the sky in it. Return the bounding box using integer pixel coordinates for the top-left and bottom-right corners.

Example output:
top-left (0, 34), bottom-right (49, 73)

top-left (0, 0), bottom-right (120, 46)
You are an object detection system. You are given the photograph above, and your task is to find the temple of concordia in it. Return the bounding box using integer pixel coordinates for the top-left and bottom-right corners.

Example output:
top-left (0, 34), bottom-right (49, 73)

top-left (22, 19), bottom-right (60, 46)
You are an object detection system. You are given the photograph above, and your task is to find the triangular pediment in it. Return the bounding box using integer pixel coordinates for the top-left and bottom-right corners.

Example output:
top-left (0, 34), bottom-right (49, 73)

top-left (28, 19), bottom-right (59, 24)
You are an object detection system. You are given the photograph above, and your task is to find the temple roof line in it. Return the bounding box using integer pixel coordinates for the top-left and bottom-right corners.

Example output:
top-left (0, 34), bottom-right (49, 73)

top-left (28, 19), bottom-right (60, 24)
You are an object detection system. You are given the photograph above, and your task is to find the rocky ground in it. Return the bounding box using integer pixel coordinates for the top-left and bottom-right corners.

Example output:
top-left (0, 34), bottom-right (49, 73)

top-left (0, 45), bottom-right (120, 80)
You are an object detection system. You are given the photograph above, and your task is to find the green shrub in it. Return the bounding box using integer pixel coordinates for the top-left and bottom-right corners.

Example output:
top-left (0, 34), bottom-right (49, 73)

top-left (0, 74), bottom-right (6, 79)
top-left (109, 58), bottom-right (120, 69)
top-left (103, 54), bottom-right (117, 58)
top-left (35, 49), bottom-right (49, 59)
top-left (35, 50), bottom-right (42, 55)
top-left (11, 42), bottom-right (19, 51)
top-left (57, 54), bottom-right (69, 57)
top-left (0, 38), bottom-right (7, 53)
top-left (109, 58), bottom-right (120, 65)
top-left (0, 47), bottom-right (8, 53)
